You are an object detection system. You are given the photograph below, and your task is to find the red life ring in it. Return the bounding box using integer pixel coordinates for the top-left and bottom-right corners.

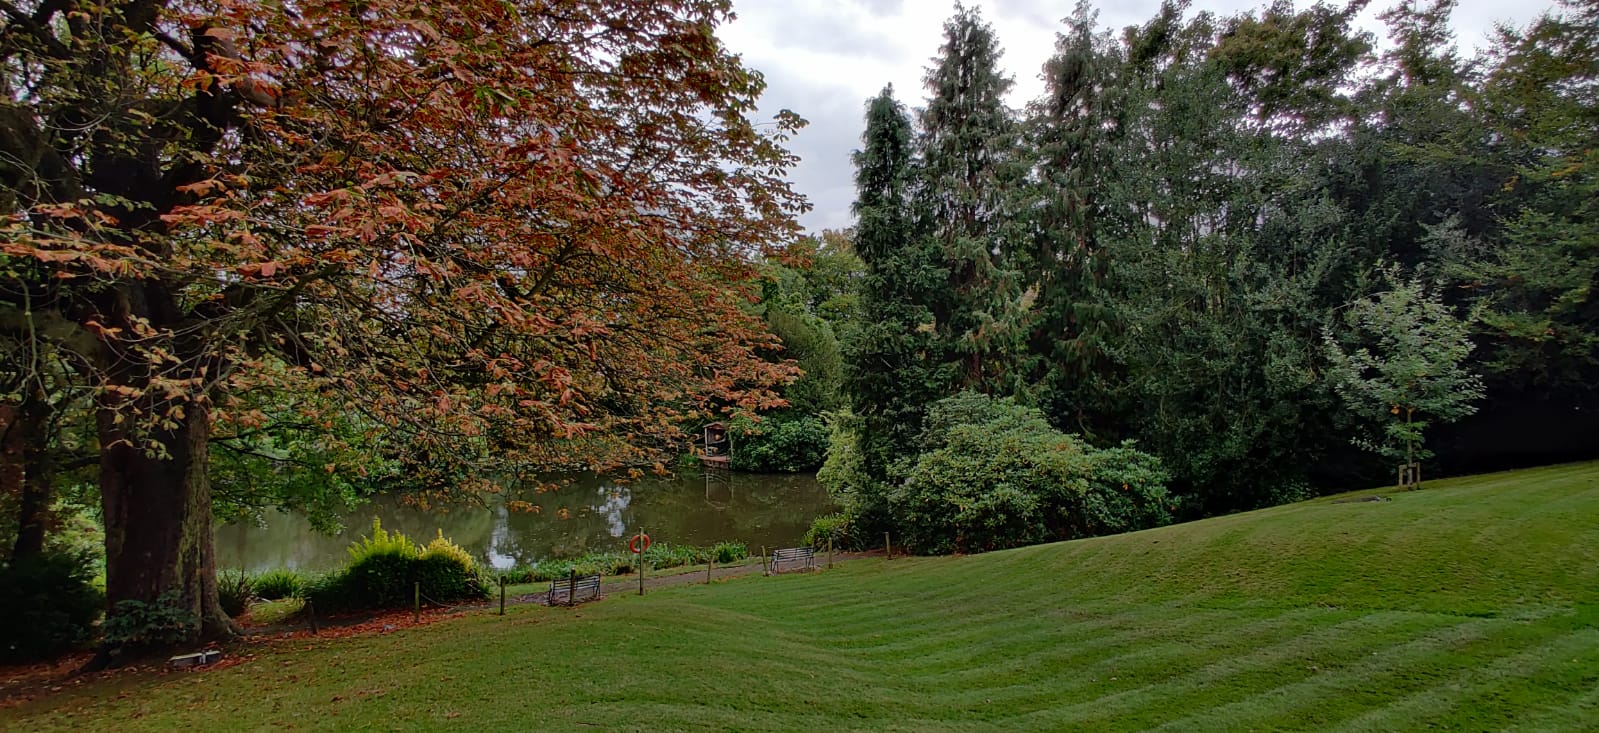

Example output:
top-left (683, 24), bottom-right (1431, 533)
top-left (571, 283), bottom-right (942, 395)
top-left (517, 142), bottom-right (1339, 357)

top-left (629, 533), bottom-right (651, 554)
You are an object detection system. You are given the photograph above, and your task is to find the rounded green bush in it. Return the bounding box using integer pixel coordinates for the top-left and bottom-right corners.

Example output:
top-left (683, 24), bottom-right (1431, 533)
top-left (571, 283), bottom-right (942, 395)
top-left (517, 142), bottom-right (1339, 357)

top-left (303, 522), bottom-right (488, 613)
top-left (889, 392), bottom-right (1172, 555)
top-left (729, 415), bottom-right (830, 473)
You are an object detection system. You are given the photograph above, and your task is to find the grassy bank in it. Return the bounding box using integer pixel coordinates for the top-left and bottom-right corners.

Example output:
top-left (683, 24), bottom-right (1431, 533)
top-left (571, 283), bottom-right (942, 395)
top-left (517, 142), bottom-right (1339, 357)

top-left (6, 462), bottom-right (1598, 731)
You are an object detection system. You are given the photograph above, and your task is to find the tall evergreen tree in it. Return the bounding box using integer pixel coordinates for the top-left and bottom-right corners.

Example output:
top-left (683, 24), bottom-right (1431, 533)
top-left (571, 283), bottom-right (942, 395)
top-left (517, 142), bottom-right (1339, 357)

top-left (1025, 2), bottom-right (1124, 436)
top-left (918, 5), bottom-right (1026, 395)
top-left (842, 87), bottom-right (940, 484)
top-left (1469, 0), bottom-right (1599, 387)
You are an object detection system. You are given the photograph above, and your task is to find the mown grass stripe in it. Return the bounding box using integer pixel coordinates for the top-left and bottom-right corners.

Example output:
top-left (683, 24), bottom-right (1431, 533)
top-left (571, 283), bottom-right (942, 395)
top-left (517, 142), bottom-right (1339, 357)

top-left (1143, 615), bottom-right (1533, 731)
top-left (1327, 626), bottom-right (1599, 731)
top-left (6, 461), bottom-right (1598, 732)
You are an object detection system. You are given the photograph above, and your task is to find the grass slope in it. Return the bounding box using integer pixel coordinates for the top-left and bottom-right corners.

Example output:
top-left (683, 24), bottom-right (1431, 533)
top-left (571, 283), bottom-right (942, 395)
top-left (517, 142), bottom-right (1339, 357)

top-left (7, 462), bottom-right (1599, 731)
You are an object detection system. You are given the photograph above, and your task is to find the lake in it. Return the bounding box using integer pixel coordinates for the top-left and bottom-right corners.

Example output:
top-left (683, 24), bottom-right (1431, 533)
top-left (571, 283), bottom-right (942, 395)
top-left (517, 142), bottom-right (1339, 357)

top-left (215, 470), bottom-right (834, 573)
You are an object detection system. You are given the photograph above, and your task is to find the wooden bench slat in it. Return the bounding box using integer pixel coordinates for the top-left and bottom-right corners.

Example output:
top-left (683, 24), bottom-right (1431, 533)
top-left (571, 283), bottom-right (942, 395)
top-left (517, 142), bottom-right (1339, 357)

top-left (770, 547), bottom-right (816, 574)
top-left (547, 573), bottom-right (603, 606)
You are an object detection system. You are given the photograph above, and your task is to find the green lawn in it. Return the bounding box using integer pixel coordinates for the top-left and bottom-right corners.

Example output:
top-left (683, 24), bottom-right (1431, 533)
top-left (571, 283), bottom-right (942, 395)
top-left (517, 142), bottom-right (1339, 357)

top-left (8, 462), bottom-right (1599, 731)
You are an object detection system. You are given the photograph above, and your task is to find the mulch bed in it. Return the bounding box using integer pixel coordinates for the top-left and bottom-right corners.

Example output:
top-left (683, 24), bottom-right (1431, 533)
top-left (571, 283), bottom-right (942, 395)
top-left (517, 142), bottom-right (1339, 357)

top-left (0, 606), bottom-right (465, 708)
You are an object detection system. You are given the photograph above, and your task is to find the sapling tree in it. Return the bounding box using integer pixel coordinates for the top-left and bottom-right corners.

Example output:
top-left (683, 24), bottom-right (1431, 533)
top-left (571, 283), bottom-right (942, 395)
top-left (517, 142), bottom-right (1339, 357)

top-left (1324, 268), bottom-right (1484, 486)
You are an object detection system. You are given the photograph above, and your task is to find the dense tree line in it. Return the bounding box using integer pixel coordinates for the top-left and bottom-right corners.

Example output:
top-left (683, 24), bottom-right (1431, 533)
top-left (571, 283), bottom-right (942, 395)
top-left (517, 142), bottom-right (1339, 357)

top-left (824, 0), bottom-right (1599, 545)
top-left (1, 0), bottom-right (1594, 656)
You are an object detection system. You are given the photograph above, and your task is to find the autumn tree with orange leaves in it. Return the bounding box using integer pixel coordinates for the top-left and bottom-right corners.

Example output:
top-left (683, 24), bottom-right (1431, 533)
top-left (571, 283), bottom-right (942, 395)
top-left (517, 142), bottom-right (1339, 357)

top-left (1, 0), bottom-right (803, 647)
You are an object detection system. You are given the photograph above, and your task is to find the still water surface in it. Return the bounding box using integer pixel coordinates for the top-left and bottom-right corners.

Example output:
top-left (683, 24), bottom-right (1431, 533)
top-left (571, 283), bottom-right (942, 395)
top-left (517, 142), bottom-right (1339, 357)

top-left (215, 471), bottom-right (833, 573)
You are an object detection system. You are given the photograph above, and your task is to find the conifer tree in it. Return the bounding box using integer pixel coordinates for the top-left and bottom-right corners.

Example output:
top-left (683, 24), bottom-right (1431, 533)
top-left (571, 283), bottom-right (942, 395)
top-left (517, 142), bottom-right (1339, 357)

top-left (917, 5), bottom-right (1026, 395)
top-left (842, 87), bottom-right (939, 481)
top-left (1025, 2), bottom-right (1124, 435)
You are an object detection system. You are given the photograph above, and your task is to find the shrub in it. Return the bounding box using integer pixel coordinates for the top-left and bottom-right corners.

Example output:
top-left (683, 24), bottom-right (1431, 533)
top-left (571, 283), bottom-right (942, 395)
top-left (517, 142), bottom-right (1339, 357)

top-left (643, 542), bottom-right (703, 570)
top-left (802, 513), bottom-right (853, 550)
top-left (217, 569), bottom-right (255, 616)
top-left (102, 591), bottom-right (197, 650)
top-left (303, 521), bottom-right (487, 613)
top-left (527, 559), bottom-right (573, 583)
top-left (709, 541), bottom-right (748, 564)
top-left (302, 572), bottom-right (357, 613)
top-left (341, 547), bottom-right (418, 609)
top-left (414, 553), bottom-right (483, 602)
top-left (421, 529), bottom-right (476, 570)
top-left (252, 569), bottom-right (305, 600)
top-left (1079, 441), bottom-right (1175, 536)
top-left (530, 552), bottom-right (636, 582)
top-left (516, 542), bottom-right (752, 582)
top-left (0, 549), bottom-right (105, 662)
top-left (602, 554), bottom-right (636, 575)
top-left (816, 411), bottom-right (891, 543)
top-left (348, 517), bottom-right (418, 564)
top-left (888, 392), bottom-right (1172, 555)
top-left (729, 415), bottom-right (830, 473)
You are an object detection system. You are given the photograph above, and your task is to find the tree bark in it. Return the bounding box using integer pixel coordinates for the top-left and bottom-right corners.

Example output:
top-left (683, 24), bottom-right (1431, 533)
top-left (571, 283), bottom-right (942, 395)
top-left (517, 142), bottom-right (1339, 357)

top-left (98, 398), bottom-right (236, 643)
top-left (2, 395), bottom-right (52, 560)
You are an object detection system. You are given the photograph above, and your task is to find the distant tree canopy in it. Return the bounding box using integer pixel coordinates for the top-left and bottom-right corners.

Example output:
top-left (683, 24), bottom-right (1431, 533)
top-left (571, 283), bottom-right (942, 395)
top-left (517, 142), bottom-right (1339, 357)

top-left (824, 0), bottom-right (1599, 547)
top-left (1, 0), bottom-right (803, 646)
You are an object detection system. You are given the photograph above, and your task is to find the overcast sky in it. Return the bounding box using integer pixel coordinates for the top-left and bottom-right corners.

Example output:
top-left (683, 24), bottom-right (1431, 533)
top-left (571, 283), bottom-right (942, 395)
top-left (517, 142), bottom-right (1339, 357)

top-left (719, 0), bottom-right (1548, 234)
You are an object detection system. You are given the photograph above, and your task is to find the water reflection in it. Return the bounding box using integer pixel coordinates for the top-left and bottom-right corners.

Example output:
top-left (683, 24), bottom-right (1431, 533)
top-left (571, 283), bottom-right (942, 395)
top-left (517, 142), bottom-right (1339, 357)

top-left (215, 471), bottom-right (834, 573)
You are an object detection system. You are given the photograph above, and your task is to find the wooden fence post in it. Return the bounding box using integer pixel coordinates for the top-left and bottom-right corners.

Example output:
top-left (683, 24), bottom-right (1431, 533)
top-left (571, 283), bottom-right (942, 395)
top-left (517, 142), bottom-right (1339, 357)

top-left (499, 576), bottom-right (506, 616)
top-left (568, 569), bottom-right (577, 607)
top-left (885, 531), bottom-right (891, 560)
top-left (413, 582), bottom-right (421, 623)
top-left (827, 535), bottom-right (834, 569)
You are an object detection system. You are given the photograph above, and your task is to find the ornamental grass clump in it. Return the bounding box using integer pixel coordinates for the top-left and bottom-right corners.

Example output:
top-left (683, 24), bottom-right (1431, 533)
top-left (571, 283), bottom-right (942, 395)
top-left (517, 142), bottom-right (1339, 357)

top-left (217, 569), bottom-right (255, 616)
top-left (251, 569), bottom-right (305, 600)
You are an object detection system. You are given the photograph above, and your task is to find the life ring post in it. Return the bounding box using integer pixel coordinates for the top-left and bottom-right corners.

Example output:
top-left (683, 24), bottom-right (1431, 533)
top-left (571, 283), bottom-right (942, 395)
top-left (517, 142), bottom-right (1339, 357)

top-left (632, 529), bottom-right (649, 596)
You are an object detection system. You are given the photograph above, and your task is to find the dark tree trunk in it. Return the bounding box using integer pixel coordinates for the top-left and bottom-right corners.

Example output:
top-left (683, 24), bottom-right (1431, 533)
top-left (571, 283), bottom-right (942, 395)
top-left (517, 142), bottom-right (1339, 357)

top-left (98, 396), bottom-right (236, 644)
top-left (3, 395), bottom-right (53, 560)
top-left (1, 403), bottom-right (24, 553)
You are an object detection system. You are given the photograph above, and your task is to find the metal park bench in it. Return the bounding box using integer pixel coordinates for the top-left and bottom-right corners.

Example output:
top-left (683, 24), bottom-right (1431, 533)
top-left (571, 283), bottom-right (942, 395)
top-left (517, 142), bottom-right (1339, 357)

top-left (547, 573), bottom-right (602, 606)
top-left (770, 547), bottom-right (816, 574)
